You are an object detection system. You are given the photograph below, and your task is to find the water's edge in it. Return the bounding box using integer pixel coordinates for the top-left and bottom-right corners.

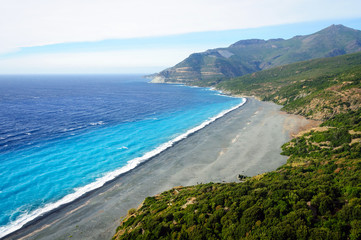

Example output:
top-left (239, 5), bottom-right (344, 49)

top-left (1, 97), bottom-right (247, 239)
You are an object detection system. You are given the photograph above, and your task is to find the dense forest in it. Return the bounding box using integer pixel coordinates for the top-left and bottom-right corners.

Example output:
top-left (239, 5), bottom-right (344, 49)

top-left (113, 53), bottom-right (361, 239)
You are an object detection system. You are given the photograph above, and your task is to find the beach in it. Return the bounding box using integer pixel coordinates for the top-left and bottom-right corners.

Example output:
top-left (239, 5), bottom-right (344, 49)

top-left (4, 98), bottom-right (317, 240)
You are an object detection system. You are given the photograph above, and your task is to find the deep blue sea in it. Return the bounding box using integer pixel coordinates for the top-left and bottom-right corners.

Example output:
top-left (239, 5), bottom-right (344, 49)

top-left (0, 75), bottom-right (245, 236)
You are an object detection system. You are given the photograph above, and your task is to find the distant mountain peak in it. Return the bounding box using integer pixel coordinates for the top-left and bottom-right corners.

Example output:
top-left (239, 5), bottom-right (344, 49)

top-left (329, 24), bottom-right (346, 28)
top-left (230, 39), bottom-right (266, 47)
top-left (150, 25), bottom-right (361, 84)
top-left (318, 24), bottom-right (357, 33)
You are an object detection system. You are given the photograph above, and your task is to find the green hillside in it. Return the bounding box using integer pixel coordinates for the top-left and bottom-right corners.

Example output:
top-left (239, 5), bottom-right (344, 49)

top-left (151, 25), bottom-right (361, 84)
top-left (113, 108), bottom-right (361, 239)
top-left (219, 52), bottom-right (361, 120)
top-left (114, 52), bottom-right (361, 239)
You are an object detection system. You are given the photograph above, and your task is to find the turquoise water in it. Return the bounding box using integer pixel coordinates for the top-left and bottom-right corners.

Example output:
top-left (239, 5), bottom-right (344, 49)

top-left (0, 75), bottom-right (244, 237)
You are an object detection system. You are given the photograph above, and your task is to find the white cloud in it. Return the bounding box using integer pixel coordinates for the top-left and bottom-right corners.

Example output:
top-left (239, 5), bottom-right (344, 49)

top-left (0, 47), bottom-right (202, 73)
top-left (1, 0), bottom-right (361, 53)
top-left (1, 0), bottom-right (361, 73)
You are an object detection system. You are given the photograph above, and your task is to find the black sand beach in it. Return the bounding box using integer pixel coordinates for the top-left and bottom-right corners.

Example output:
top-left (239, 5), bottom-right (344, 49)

top-left (4, 98), bottom-right (316, 240)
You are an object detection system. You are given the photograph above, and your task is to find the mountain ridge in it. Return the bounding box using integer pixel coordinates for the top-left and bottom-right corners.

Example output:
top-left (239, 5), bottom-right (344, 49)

top-left (114, 38), bottom-right (361, 240)
top-left (150, 24), bottom-right (361, 85)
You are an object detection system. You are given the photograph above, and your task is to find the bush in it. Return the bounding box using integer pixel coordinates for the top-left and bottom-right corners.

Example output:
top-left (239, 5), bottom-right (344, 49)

top-left (128, 208), bottom-right (137, 215)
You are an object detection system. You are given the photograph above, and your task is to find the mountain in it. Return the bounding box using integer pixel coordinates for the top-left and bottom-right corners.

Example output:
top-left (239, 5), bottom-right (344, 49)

top-left (218, 52), bottom-right (361, 120)
top-left (150, 25), bottom-right (361, 85)
top-left (114, 48), bottom-right (361, 240)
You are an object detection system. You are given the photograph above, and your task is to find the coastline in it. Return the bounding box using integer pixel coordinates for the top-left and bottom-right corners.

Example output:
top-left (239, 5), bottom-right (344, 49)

top-left (4, 98), bottom-right (315, 240)
top-left (1, 96), bottom-right (246, 239)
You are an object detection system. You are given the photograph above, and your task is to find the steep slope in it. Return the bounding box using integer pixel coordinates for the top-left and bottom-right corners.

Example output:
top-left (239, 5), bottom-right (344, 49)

top-left (218, 52), bottom-right (361, 120)
top-left (115, 53), bottom-right (361, 240)
top-left (114, 109), bottom-right (361, 240)
top-left (151, 25), bottom-right (361, 85)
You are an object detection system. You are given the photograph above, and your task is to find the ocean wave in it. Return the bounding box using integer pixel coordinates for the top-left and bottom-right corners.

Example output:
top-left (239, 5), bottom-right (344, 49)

top-left (0, 98), bottom-right (246, 238)
top-left (89, 121), bottom-right (105, 126)
top-left (203, 87), bottom-right (236, 99)
top-left (215, 93), bottom-right (237, 98)
top-left (144, 117), bottom-right (158, 120)
top-left (117, 146), bottom-right (129, 150)
top-left (62, 125), bottom-right (86, 132)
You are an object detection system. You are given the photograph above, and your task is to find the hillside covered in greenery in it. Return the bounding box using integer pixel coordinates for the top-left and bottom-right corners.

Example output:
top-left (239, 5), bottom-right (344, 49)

top-left (113, 109), bottom-right (361, 239)
top-left (219, 52), bottom-right (361, 120)
top-left (151, 24), bottom-right (361, 84)
top-left (114, 51), bottom-right (361, 239)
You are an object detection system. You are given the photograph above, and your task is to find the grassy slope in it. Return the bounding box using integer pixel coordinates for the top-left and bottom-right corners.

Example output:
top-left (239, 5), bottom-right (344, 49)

top-left (114, 54), bottom-right (361, 240)
top-left (218, 52), bottom-right (361, 120)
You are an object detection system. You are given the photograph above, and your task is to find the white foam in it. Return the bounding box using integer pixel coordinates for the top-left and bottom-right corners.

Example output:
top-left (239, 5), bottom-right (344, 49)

top-left (0, 97), bottom-right (246, 238)
top-left (117, 146), bottom-right (128, 150)
top-left (89, 121), bottom-right (104, 126)
top-left (145, 117), bottom-right (158, 121)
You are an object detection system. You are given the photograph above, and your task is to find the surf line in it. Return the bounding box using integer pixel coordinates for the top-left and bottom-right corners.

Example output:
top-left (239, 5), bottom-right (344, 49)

top-left (0, 97), bottom-right (247, 239)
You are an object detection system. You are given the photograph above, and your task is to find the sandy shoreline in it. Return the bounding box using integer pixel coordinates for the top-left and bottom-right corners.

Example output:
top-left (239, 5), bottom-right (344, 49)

top-left (4, 98), bottom-right (315, 240)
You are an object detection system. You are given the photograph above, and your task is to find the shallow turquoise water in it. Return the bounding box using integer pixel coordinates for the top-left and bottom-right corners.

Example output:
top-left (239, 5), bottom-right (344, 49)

top-left (0, 75), bottom-right (244, 236)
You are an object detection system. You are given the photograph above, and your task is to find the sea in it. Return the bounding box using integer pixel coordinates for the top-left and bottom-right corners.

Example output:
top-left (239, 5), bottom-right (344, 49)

top-left (0, 74), bottom-right (245, 237)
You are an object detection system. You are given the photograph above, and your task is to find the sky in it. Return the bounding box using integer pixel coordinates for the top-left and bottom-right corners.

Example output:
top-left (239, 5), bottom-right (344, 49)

top-left (1, 0), bottom-right (361, 74)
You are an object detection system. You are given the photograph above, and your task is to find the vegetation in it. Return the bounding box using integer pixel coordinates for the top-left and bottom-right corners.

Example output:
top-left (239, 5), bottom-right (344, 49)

top-left (114, 34), bottom-right (361, 239)
top-left (219, 52), bottom-right (361, 120)
top-left (113, 109), bottom-right (361, 240)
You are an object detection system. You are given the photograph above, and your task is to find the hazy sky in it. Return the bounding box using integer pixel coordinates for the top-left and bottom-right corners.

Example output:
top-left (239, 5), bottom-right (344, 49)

top-left (1, 0), bottom-right (361, 74)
